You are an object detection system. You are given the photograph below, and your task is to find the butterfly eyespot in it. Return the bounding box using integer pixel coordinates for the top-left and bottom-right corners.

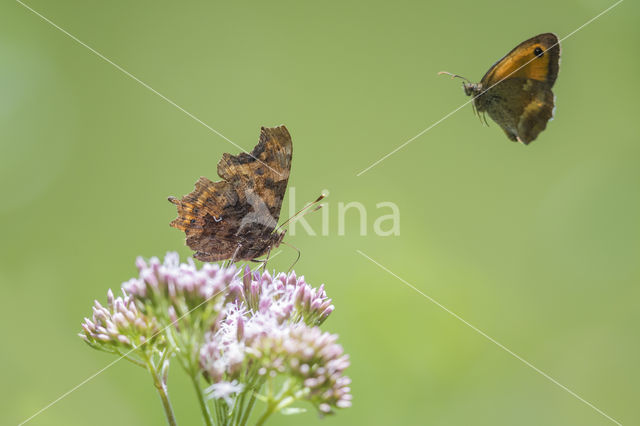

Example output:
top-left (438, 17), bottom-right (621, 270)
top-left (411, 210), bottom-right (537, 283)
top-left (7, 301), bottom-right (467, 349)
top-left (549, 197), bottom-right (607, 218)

top-left (190, 219), bottom-right (196, 224)
top-left (534, 47), bottom-right (544, 57)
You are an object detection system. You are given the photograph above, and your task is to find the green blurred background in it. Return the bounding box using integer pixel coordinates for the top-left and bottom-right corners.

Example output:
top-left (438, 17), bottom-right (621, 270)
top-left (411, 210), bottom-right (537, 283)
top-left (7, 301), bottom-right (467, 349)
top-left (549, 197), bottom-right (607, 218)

top-left (2, 0), bottom-right (638, 424)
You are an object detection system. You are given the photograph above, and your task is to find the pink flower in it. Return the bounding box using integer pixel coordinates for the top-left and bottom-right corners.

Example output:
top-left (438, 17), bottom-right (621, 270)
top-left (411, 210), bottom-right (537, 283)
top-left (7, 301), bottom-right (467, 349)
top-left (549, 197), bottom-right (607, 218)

top-left (79, 289), bottom-right (160, 351)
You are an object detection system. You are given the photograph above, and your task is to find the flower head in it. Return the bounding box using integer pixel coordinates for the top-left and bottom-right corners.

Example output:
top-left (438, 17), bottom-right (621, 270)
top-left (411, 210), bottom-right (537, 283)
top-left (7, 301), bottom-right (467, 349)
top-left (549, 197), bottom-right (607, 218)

top-left (201, 307), bottom-right (351, 414)
top-left (248, 322), bottom-right (352, 413)
top-left (81, 253), bottom-right (351, 423)
top-left (79, 289), bottom-right (160, 351)
top-left (121, 253), bottom-right (243, 338)
top-left (124, 252), bottom-right (238, 306)
top-left (233, 267), bottom-right (334, 326)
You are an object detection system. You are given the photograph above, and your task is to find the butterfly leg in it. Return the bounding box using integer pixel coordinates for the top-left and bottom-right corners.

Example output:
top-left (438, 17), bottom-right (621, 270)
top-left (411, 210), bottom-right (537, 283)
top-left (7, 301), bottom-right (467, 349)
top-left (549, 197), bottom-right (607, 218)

top-left (472, 102), bottom-right (481, 124)
top-left (230, 244), bottom-right (242, 264)
top-left (256, 247), bottom-right (272, 271)
top-left (481, 111), bottom-right (490, 127)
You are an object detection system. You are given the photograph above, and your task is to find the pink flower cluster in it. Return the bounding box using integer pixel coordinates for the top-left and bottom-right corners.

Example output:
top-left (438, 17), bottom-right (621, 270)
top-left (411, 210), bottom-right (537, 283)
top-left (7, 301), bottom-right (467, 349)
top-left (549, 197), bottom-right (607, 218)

top-left (201, 268), bottom-right (350, 414)
top-left (80, 289), bottom-right (159, 350)
top-left (80, 253), bottom-right (351, 418)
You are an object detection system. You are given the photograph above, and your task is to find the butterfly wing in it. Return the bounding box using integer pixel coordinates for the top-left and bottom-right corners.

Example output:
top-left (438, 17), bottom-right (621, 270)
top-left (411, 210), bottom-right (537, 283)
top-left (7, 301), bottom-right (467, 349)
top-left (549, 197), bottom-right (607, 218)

top-left (480, 78), bottom-right (555, 144)
top-left (169, 176), bottom-right (242, 261)
top-left (217, 126), bottom-right (292, 226)
top-left (475, 33), bottom-right (559, 144)
top-left (480, 33), bottom-right (559, 88)
top-left (169, 126), bottom-right (292, 261)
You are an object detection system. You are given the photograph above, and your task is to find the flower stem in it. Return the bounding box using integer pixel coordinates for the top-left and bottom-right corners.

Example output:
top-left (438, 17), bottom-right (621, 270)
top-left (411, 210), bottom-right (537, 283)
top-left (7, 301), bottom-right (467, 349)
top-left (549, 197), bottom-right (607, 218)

top-left (232, 370), bottom-right (255, 426)
top-left (255, 401), bottom-right (277, 426)
top-left (254, 379), bottom-right (299, 426)
top-left (147, 359), bottom-right (177, 426)
top-left (238, 377), bottom-right (266, 426)
top-left (190, 372), bottom-right (214, 426)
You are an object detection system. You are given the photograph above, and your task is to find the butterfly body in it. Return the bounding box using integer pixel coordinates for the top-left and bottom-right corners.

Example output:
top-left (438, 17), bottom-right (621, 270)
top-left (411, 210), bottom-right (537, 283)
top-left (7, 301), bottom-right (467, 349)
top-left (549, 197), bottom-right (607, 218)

top-left (452, 33), bottom-right (560, 144)
top-left (169, 126), bottom-right (292, 262)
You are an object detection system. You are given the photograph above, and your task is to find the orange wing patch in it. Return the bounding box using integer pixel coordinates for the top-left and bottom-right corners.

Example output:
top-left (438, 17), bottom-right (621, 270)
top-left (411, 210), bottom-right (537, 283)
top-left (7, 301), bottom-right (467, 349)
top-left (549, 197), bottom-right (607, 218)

top-left (481, 33), bottom-right (559, 87)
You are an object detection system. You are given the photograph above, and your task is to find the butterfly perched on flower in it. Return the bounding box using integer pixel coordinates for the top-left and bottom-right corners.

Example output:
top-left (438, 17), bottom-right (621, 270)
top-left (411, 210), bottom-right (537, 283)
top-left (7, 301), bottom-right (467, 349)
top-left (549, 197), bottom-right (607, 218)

top-left (169, 126), bottom-right (293, 262)
top-left (441, 33), bottom-right (560, 144)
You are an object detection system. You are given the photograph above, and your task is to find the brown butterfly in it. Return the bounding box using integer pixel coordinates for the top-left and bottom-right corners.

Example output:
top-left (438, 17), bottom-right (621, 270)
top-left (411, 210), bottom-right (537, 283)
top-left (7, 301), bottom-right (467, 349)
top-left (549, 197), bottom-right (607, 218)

top-left (441, 33), bottom-right (560, 144)
top-left (169, 126), bottom-right (292, 262)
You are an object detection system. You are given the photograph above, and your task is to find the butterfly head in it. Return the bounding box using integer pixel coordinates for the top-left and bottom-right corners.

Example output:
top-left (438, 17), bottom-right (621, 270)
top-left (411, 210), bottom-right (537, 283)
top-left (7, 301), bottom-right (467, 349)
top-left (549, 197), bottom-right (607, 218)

top-left (463, 82), bottom-right (483, 97)
top-left (438, 71), bottom-right (482, 97)
top-left (273, 229), bottom-right (287, 247)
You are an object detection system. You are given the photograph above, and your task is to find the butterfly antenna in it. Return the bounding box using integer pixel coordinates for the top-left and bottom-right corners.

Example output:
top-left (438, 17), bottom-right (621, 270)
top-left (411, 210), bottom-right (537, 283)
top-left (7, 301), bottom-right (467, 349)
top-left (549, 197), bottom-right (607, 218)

top-left (280, 241), bottom-right (301, 273)
top-left (275, 193), bottom-right (326, 232)
top-left (438, 71), bottom-right (472, 84)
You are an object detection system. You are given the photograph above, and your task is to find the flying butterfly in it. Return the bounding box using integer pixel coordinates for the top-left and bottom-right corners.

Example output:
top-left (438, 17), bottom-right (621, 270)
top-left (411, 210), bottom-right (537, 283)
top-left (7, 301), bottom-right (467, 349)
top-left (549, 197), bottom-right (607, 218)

top-left (441, 33), bottom-right (560, 144)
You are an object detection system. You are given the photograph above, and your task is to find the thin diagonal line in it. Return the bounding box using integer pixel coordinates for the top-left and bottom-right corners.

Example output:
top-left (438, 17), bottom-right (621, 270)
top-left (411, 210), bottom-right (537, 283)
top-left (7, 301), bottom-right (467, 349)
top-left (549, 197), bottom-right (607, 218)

top-left (17, 252), bottom-right (282, 426)
top-left (356, 250), bottom-right (622, 425)
top-left (356, 0), bottom-right (624, 176)
top-left (18, 289), bottom-right (227, 426)
top-left (17, 351), bottom-right (139, 426)
top-left (16, 0), bottom-right (284, 178)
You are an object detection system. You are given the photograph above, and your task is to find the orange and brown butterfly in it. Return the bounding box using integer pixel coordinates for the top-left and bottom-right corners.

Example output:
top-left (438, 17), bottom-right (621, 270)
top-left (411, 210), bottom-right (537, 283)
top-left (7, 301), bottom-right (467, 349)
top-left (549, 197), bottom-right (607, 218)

top-left (441, 33), bottom-right (560, 144)
top-left (168, 126), bottom-right (294, 262)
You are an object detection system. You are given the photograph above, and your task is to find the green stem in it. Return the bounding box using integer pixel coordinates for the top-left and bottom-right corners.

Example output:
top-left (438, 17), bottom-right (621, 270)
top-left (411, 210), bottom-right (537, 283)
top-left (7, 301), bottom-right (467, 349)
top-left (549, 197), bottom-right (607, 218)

top-left (253, 378), bottom-right (300, 426)
top-left (230, 391), bottom-right (244, 425)
top-left (117, 350), bottom-right (147, 368)
top-left (254, 377), bottom-right (283, 426)
top-left (254, 401), bottom-right (277, 426)
top-left (190, 372), bottom-right (214, 426)
top-left (147, 359), bottom-right (178, 426)
top-left (219, 399), bottom-right (231, 426)
top-left (238, 390), bottom-right (259, 426)
top-left (232, 371), bottom-right (253, 425)
top-left (238, 377), bottom-right (266, 426)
